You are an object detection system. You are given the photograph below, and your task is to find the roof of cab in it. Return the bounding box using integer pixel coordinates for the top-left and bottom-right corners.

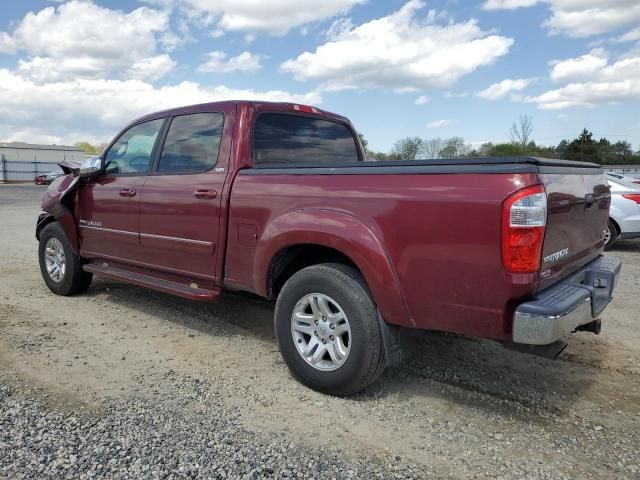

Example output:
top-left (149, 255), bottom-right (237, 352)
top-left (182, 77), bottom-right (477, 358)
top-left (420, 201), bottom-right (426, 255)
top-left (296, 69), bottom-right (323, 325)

top-left (129, 100), bottom-right (348, 127)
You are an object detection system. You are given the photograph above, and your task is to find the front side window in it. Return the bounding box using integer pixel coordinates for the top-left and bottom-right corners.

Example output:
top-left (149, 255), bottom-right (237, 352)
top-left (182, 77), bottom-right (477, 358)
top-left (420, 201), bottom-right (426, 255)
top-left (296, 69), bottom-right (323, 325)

top-left (104, 118), bottom-right (164, 175)
top-left (253, 113), bottom-right (359, 165)
top-left (157, 113), bottom-right (224, 172)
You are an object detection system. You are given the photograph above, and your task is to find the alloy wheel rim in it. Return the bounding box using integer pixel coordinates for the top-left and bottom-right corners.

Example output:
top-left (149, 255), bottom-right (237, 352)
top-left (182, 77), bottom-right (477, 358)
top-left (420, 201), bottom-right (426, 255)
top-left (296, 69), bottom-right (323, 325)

top-left (290, 293), bottom-right (351, 372)
top-left (44, 237), bottom-right (66, 282)
top-left (604, 227), bottom-right (611, 245)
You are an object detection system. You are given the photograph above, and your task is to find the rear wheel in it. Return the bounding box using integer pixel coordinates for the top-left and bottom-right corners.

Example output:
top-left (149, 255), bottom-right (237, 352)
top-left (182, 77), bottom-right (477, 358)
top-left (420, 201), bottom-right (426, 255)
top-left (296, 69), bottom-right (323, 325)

top-left (274, 263), bottom-right (385, 396)
top-left (604, 219), bottom-right (618, 250)
top-left (38, 222), bottom-right (92, 295)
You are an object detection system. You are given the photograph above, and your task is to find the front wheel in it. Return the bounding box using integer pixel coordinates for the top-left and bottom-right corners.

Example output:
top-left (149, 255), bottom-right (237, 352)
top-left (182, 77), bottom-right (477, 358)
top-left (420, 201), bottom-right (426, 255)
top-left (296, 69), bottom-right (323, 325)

top-left (38, 222), bottom-right (92, 296)
top-left (274, 263), bottom-right (385, 396)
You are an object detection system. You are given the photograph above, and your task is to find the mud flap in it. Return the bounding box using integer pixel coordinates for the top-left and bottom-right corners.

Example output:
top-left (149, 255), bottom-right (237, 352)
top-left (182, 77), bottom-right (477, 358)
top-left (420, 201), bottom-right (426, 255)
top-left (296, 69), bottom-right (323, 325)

top-left (377, 310), bottom-right (403, 367)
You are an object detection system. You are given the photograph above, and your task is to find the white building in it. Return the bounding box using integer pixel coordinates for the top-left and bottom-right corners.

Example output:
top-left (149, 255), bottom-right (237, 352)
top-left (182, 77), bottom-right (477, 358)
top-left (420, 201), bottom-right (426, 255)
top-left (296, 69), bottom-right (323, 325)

top-left (0, 142), bottom-right (85, 182)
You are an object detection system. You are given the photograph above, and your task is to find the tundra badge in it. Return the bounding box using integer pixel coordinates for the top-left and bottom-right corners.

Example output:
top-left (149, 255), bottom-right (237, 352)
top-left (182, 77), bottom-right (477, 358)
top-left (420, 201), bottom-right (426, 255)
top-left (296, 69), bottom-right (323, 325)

top-left (543, 248), bottom-right (569, 264)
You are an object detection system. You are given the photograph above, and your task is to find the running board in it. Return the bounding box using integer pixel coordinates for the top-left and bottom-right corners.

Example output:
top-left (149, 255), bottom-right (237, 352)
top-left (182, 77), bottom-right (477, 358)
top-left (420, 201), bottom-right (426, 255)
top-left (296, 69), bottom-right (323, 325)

top-left (83, 263), bottom-right (221, 301)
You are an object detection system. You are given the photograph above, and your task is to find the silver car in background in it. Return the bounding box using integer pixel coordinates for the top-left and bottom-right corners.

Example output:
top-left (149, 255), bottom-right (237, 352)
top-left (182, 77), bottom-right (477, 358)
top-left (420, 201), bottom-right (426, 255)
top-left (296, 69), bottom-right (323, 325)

top-left (605, 174), bottom-right (640, 249)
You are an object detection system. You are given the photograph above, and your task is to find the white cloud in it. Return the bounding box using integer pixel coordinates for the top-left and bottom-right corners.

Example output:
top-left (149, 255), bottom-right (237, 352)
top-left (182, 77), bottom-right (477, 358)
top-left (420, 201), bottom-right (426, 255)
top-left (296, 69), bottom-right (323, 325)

top-left (184, 0), bottom-right (365, 36)
top-left (128, 55), bottom-right (177, 81)
top-left (0, 1), bottom-right (174, 81)
top-left (426, 119), bottom-right (452, 128)
top-left (544, 1), bottom-right (640, 38)
top-left (0, 70), bottom-right (321, 143)
top-left (476, 78), bottom-right (532, 100)
top-left (444, 91), bottom-right (469, 98)
top-left (198, 51), bottom-right (263, 73)
top-left (483, 0), bottom-right (539, 10)
top-left (483, 0), bottom-right (640, 38)
top-left (326, 18), bottom-right (354, 40)
top-left (415, 95), bottom-right (430, 105)
top-left (526, 47), bottom-right (640, 109)
top-left (549, 48), bottom-right (607, 82)
top-left (0, 31), bottom-right (16, 54)
top-left (3, 129), bottom-right (66, 145)
top-left (281, 0), bottom-right (513, 92)
top-left (616, 27), bottom-right (640, 43)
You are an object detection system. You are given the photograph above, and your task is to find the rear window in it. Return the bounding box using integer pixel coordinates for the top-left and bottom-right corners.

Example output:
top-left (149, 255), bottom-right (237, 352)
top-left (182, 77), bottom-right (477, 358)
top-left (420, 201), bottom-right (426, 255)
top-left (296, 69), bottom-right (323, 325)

top-left (253, 113), bottom-right (359, 165)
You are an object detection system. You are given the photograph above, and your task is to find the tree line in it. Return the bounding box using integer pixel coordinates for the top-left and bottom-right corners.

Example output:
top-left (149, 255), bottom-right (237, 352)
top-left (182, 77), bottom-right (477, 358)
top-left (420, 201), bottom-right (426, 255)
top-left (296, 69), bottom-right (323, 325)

top-left (361, 116), bottom-right (640, 165)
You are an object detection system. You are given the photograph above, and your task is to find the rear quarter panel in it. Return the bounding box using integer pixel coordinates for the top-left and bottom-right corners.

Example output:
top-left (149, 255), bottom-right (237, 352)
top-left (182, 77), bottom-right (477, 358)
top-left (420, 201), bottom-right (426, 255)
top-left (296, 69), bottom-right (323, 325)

top-left (226, 171), bottom-right (541, 341)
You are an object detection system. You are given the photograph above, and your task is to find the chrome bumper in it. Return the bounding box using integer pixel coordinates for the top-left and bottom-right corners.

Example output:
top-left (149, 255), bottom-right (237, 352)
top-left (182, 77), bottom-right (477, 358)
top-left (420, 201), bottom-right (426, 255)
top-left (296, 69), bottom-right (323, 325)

top-left (513, 256), bottom-right (621, 345)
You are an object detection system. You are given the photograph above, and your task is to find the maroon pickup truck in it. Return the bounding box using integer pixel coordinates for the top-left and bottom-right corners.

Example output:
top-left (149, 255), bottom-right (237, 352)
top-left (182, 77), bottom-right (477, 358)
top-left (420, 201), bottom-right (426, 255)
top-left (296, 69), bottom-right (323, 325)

top-left (36, 100), bottom-right (620, 395)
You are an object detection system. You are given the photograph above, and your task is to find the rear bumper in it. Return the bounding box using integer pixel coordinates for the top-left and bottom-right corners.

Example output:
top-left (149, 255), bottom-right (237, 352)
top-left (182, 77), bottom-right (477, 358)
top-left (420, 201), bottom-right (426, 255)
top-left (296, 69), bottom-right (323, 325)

top-left (513, 256), bottom-right (621, 345)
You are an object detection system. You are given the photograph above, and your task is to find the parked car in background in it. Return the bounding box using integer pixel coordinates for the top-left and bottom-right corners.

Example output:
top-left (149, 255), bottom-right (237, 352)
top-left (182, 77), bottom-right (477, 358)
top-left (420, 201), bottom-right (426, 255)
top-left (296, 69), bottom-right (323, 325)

top-left (34, 171), bottom-right (64, 185)
top-left (605, 176), bottom-right (640, 249)
top-left (606, 172), bottom-right (640, 185)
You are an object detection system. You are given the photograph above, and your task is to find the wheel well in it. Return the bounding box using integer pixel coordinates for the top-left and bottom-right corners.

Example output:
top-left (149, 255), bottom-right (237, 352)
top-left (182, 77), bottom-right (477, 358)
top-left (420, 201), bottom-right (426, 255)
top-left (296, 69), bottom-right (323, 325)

top-left (36, 216), bottom-right (56, 240)
top-left (609, 217), bottom-right (621, 236)
top-left (268, 244), bottom-right (359, 300)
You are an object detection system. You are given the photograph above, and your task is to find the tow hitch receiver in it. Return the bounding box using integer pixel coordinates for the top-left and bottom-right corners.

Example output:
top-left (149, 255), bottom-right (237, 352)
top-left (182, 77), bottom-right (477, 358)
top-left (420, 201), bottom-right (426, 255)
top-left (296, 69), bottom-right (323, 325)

top-left (574, 319), bottom-right (602, 335)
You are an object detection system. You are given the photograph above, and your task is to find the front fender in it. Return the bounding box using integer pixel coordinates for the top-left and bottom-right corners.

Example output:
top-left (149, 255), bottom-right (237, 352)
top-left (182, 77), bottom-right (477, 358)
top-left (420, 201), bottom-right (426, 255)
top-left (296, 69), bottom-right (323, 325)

top-left (38, 174), bottom-right (81, 254)
top-left (254, 209), bottom-right (414, 327)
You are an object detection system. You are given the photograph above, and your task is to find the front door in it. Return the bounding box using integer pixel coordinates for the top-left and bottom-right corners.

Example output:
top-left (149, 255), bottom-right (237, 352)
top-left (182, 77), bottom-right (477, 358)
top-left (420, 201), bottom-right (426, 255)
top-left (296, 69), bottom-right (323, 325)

top-left (137, 110), bottom-right (231, 283)
top-left (76, 117), bottom-right (165, 263)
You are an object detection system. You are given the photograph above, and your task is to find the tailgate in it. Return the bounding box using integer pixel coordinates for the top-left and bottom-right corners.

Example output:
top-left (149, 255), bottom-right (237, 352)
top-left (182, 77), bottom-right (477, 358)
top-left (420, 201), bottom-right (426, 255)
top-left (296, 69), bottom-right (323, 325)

top-left (538, 167), bottom-right (610, 290)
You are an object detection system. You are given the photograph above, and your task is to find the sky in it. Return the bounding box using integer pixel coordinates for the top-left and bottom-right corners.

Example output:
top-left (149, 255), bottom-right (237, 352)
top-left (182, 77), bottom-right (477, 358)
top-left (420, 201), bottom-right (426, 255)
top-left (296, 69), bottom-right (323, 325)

top-left (0, 0), bottom-right (638, 152)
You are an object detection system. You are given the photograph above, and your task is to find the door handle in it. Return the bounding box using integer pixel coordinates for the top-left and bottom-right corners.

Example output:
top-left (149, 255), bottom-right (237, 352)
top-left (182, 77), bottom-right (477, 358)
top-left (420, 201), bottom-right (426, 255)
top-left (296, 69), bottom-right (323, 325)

top-left (193, 189), bottom-right (217, 199)
top-left (119, 188), bottom-right (137, 197)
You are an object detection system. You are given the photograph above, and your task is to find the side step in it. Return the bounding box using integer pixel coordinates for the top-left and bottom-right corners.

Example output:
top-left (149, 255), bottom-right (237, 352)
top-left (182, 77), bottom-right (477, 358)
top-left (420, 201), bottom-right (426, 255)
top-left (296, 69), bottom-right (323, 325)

top-left (83, 263), bottom-right (221, 301)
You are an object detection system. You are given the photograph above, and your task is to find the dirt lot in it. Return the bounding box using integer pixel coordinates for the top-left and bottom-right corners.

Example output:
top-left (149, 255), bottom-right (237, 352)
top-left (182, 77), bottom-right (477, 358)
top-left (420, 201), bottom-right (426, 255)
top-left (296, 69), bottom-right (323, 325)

top-left (1, 184), bottom-right (639, 479)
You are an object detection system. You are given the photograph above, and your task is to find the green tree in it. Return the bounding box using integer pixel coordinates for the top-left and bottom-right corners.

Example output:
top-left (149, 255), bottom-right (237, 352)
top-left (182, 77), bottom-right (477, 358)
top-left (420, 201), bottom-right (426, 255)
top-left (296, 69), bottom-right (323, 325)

top-left (439, 137), bottom-right (468, 158)
top-left (564, 129), bottom-right (598, 163)
top-left (390, 137), bottom-right (424, 160)
top-left (357, 132), bottom-right (368, 152)
top-left (489, 143), bottom-right (523, 156)
top-left (75, 141), bottom-right (100, 155)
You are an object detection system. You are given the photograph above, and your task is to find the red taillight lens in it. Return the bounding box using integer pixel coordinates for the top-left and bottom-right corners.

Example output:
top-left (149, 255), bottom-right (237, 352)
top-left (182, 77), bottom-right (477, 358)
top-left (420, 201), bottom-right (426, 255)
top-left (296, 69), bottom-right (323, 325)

top-left (502, 184), bottom-right (547, 274)
top-left (622, 194), bottom-right (640, 204)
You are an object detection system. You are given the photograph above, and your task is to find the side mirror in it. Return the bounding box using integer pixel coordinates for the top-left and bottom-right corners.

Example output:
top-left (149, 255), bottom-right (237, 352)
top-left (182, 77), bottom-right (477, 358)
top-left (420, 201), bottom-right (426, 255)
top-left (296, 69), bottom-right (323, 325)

top-left (79, 156), bottom-right (103, 178)
top-left (104, 160), bottom-right (120, 175)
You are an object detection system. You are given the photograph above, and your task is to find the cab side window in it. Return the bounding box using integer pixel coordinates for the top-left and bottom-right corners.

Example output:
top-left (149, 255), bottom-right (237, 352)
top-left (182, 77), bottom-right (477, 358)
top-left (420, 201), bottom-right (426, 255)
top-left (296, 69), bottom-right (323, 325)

top-left (157, 113), bottom-right (224, 172)
top-left (104, 118), bottom-right (164, 175)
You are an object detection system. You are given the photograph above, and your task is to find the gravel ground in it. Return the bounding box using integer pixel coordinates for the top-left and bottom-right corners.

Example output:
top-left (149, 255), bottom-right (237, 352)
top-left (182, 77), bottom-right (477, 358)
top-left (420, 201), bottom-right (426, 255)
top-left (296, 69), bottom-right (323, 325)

top-left (1, 184), bottom-right (639, 479)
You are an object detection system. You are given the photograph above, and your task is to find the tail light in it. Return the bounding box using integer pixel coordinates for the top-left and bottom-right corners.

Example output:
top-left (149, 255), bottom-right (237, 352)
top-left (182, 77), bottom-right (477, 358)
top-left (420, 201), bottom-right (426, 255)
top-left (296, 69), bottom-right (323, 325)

top-left (502, 184), bottom-right (547, 273)
top-left (289, 104), bottom-right (320, 114)
top-left (622, 194), bottom-right (640, 204)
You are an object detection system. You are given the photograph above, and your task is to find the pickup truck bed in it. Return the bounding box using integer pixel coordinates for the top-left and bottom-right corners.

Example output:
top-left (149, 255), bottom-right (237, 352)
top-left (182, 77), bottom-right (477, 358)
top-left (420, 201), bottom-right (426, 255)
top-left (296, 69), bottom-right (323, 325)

top-left (227, 157), bottom-right (611, 343)
top-left (35, 100), bottom-right (620, 395)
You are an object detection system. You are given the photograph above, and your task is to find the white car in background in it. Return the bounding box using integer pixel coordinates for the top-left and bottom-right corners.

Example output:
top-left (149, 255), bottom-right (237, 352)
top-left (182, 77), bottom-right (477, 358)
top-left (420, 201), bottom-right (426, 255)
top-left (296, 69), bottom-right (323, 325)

top-left (606, 172), bottom-right (640, 185)
top-left (605, 174), bottom-right (640, 249)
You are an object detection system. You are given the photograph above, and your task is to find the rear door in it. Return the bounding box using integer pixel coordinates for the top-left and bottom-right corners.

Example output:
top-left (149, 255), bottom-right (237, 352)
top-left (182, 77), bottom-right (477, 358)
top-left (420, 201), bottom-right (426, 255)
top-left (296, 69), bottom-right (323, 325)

top-left (136, 106), bottom-right (234, 283)
top-left (76, 118), bottom-right (165, 262)
top-left (538, 166), bottom-right (610, 289)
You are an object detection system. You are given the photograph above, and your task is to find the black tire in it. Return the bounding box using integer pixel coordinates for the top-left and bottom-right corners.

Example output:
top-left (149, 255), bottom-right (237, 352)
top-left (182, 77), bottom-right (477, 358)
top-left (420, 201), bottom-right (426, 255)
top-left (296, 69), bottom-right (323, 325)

top-left (38, 222), bottom-right (92, 296)
top-left (274, 263), bottom-right (386, 396)
top-left (604, 219), bottom-right (618, 250)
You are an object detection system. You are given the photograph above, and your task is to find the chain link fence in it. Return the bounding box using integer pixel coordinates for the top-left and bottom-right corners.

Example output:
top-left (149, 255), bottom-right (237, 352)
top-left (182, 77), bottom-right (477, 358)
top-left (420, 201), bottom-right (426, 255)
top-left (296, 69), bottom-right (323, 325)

top-left (0, 156), bottom-right (65, 183)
